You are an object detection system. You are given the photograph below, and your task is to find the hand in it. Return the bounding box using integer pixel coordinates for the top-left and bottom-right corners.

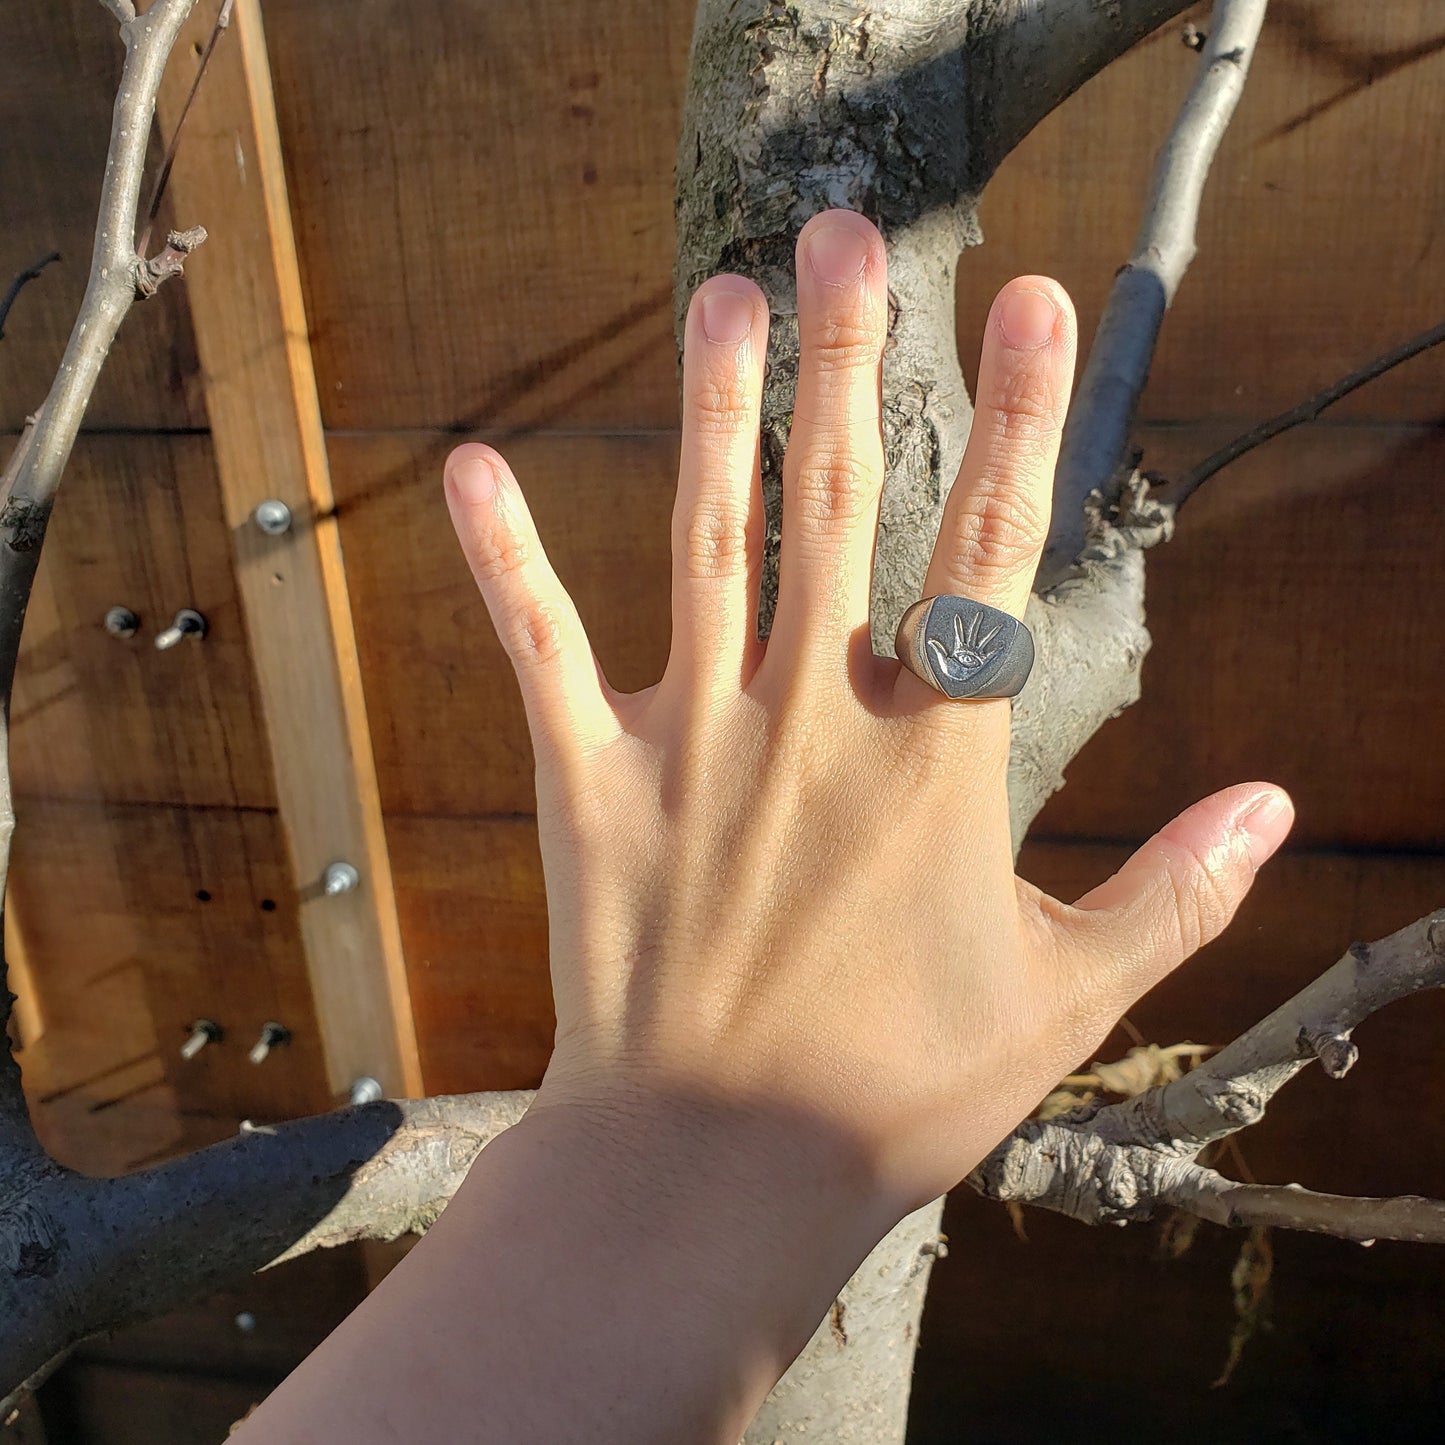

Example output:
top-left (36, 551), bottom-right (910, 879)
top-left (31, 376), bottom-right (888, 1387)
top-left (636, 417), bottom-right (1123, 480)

top-left (443, 208), bottom-right (1292, 1221)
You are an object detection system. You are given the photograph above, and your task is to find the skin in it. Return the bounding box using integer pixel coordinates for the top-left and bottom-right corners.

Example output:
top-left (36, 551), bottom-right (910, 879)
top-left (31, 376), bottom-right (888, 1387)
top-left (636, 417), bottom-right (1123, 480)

top-left (237, 210), bottom-right (1292, 1443)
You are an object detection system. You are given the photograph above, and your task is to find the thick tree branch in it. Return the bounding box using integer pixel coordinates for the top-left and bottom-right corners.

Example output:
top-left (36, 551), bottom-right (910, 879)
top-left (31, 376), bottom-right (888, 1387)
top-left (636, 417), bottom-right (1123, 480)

top-left (1039, 0), bottom-right (1268, 589)
top-left (1158, 318), bottom-right (1445, 505)
top-left (969, 910), bottom-right (1445, 1232)
top-left (971, 0), bottom-right (1195, 179)
top-left (0, 1094), bottom-right (530, 1392)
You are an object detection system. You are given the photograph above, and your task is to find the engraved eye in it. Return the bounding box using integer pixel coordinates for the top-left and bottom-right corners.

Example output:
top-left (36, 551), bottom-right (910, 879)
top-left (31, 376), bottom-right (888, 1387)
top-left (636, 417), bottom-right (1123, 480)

top-left (926, 609), bottom-right (1005, 683)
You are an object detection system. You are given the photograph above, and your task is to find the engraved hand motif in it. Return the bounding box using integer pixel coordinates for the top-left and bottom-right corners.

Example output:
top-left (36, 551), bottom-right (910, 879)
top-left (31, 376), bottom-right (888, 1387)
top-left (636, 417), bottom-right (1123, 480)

top-left (926, 610), bottom-right (1003, 682)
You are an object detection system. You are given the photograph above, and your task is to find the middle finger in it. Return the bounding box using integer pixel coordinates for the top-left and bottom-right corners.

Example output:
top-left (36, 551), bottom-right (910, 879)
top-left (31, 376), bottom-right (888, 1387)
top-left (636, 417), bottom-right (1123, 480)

top-left (768, 210), bottom-right (889, 675)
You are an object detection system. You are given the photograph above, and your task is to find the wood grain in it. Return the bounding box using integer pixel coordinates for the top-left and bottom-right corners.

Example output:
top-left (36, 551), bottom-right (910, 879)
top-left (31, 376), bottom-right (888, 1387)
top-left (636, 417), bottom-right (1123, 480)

top-left (386, 814), bottom-right (552, 1094)
top-left (11, 798), bottom-right (332, 1163)
top-left (8, 434), bottom-right (276, 811)
top-left (328, 430), bottom-right (676, 819)
top-left (157, 0), bottom-right (421, 1099)
top-left (263, 0), bottom-right (692, 432)
top-left (1034, 424), bottom-right (1445, 850)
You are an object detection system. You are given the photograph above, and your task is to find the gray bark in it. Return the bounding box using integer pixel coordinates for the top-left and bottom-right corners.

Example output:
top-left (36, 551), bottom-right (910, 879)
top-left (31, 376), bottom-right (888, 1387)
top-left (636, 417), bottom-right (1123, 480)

top-left (1042, 0), bottom-right (1268, 584)
top-left (970, 912), bottom-right (1445, 1238)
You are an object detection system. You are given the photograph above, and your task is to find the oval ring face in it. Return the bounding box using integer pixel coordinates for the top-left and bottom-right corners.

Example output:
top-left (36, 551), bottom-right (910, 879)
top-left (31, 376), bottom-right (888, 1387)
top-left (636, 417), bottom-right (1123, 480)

top-left (894, 596), bottom-right (1035, 701)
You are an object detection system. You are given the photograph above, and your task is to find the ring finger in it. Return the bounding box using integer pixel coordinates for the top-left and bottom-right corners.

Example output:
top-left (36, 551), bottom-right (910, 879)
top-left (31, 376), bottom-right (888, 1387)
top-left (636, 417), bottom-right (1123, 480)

top-left (898, 277), bottom-right (1075, 706)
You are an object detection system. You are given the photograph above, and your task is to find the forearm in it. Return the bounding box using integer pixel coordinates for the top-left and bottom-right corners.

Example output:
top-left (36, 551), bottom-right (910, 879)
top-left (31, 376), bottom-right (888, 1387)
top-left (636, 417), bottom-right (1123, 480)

top-left (236, 1090), bottom-right (895, 1444)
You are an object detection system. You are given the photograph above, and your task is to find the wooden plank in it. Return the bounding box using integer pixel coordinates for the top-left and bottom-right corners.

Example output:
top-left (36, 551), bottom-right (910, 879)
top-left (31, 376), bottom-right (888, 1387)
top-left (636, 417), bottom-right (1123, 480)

top-left (9, 434), bottom-right (277, 812)
top-left (0, 0), bottom-right (205, 433)
top-left (327, 431), bottom-right (676, 819)
top-left (158, 0), bottom-right (420, 1099)
top-left (1034, 424), bottom-right (1445, 851)
top-left (263, 0), bottom-right (692, 431)
top-left (11, 798), bottom-right (333, 1167)
top-left (387, 814), bottom-right (552, 1094)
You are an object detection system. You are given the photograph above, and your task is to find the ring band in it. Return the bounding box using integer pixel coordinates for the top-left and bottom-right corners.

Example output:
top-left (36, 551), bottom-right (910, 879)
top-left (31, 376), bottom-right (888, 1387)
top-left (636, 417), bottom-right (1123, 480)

top-left (894, 595), bottom-right (1034, 700)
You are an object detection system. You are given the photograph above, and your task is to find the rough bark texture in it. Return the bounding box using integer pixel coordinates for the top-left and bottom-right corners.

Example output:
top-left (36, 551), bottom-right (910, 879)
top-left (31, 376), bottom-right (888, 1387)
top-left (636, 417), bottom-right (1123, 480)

top-left (970, 912), bottom-right (1445, 1237)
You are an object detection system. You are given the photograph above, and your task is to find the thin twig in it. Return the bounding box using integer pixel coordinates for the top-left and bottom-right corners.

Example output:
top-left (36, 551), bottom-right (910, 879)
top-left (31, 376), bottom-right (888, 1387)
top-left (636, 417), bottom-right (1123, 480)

top-left (137, 0), bottom-right (236, 256)
top-left (0, 254), bottom-right (61, 340)
top-left (1174, 1173), bottom-right (1445, 1245)
top-left (1159, 319), bottom-right (1445, 505)
top-left (97, 0), bottom-right (137, 24)
top-left (1038, 0), bottom-right (1269, 589)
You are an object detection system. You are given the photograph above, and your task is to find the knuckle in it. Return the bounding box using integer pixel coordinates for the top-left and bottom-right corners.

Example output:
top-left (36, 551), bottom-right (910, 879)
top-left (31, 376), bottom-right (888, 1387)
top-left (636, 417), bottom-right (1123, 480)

top-left (469, 514), bottom-right (531, 584)
top-left (498, 596), bottom-right (567, 668)
top-left (810, 315), bottom-right (882, 372)
top-left (791, 448), bottom-right (879, 531)
top-left (681, 501), bottom-right (751, 580)
top-left (688, 374), bottom-right (756, 437)
top-left (981, 360), bottom-right (1066, 436)
top-left (1164, 836), bottom-right (1243, 957)
top-left (948, 486), bottom-right (1047, 582)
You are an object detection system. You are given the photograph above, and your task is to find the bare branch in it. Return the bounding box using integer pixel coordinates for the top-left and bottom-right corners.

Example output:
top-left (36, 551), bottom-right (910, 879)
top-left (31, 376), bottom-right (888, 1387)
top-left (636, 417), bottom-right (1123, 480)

top-left (97, 0), bottom-right (137, 25)
top-left (135, 225), bottom-right (209, 297)
top-left (0, 254), bottom-right (61, 340)
top-left (138, 0), bottom-right (236, 255)
top-left (0, 0), bottom-right (198, 1169)
top-left (1098, 910), bottom-right (1445, 1152)
top-left (970, 910), bottom-right (1445, 1237)
top-left (1158, 318), bottom-right (1445, 505)
top-left (972, 0), bottom-right (1195, 178)
top-left (1168, 1170), bottom-right (1445, 1246)
top-left (1038, 0), bottom-right (1269, 590)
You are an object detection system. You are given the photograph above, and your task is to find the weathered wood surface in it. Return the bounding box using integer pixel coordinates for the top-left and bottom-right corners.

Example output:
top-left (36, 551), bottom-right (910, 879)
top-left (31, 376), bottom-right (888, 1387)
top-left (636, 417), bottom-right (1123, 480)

top-left (155, 0), bottom-right (421, 1100)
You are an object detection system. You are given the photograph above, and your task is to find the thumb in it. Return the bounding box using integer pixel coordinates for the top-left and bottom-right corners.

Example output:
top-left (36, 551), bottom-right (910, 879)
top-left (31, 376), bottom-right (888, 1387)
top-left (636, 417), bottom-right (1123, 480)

top-left (1058, 782), bottom-right (1294, 1006)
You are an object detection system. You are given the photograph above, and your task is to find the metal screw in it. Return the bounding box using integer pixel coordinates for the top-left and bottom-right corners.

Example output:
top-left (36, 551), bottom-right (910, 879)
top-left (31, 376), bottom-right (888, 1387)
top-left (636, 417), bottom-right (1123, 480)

top-left (249, 1021), bottom-right (291, 1065)
top-left (103, 606), bottom-right (140, 639)
top-left (235, 1311), bottom-right (257, 1334)
top-left (154, 608), bottom-right (207, 650)
top-left (181, 1019), bottom-right (222, 1060)
top-left (323, 861), bottom-right (359, 896)
top-left (252, 499), bottom-right (293, 536)
top-left (348, 1076), bottom-right (384, 1106)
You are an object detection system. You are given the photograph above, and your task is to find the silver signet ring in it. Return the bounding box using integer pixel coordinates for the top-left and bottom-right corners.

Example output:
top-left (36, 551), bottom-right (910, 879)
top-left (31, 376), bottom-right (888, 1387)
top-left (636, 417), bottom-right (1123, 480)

top-left (894, 595), bottom-right (1034, 701)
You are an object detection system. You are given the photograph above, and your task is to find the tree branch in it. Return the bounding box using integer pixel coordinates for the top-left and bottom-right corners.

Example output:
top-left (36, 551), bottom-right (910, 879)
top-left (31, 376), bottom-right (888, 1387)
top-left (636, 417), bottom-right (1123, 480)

top-left (1038, 0), bottom-right (1269, 589)
top-left (971, 0), bottom-right (1195, 179)
top-left (0, 254), bottom-right (61, 341)
top-left (969, 909), bottom-right (1445, 1232)
top-left (1167, 1170), bottom-right (1445, 1245)
top-left (1157, 318), bottom-right (1445, 506)
top-left (0, 1094), bottom-right (531, 1392)
top-left (97, 0), bottom-right (137, 25)
top-left (1, 0), bottom-right (199, 1193)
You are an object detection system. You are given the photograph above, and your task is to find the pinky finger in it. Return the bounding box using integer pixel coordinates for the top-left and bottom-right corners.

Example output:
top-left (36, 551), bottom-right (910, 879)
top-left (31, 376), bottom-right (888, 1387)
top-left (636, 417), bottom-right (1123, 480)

top-left (445, 443), bottom-right (619, 765)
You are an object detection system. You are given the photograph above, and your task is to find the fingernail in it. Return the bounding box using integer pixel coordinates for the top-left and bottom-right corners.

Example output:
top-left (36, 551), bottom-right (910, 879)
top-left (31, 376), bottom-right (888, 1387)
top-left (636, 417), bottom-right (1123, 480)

top-left (1238, 790), bottom-right (1293, 868)
top-left (807, 223), bottom-right (869, 285)
top-left (447, 452), bottom-right (498, 504)
top-left (998, 289), bottom-right (1058, 350)
top-left (700, 289), bottom-right (754, 345)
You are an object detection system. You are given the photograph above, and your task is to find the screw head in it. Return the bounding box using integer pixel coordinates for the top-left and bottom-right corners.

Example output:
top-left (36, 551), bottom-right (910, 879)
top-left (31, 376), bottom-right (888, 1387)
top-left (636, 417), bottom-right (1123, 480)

top-left (323, 861), bottom-right (360, 896)
top-left (103, 606), bottom-right (140, 639)
top-left (349, 1076), bottom-right (384, 1106)
top-left (253, 499), bottom-right (293, 536)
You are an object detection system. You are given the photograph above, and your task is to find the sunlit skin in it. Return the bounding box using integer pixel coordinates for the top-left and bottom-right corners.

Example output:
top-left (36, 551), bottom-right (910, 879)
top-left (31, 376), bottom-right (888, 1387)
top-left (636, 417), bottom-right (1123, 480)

top-left (237, 210), bottom-right (1291, 1444)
